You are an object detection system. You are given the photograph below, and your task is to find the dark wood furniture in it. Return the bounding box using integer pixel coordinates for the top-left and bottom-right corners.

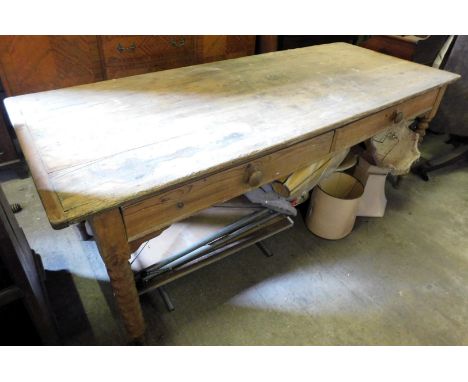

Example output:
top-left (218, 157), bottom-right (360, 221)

top-left (360, 36), bottom-right (418, 61)
top-left (360, 35), bottom-right (450, 66)
top-left (256, 36), bottom-right (279, 54)
top-left (99, 35), bottom-right (256, 79)
top-left (0, 36), bottom-right (256, 96)
top-left (0, 185), bottom-right (59, 344)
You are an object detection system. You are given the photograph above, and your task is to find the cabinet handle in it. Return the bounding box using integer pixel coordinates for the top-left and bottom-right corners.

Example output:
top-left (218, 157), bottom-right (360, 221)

top-left (116, 43), bottom-right (136, 53)
top-left (170, 37), bottom-right (185, 48)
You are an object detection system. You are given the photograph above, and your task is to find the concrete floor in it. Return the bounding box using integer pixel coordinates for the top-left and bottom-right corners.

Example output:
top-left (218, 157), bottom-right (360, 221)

top-left (1, 133), bottom-right (468, 345)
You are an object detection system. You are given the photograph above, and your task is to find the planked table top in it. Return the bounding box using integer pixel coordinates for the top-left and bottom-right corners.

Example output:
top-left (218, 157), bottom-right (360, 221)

top-left (4, 43), bottom-right (459, 228)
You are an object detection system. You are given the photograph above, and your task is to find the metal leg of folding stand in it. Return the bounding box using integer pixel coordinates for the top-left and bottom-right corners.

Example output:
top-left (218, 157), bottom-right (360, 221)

top-left (256, 241), bottom-right (273, 257)
top-left (135, 211), bottom-right (294, 299)
top-left (158, 286), bottom-right (175, 312)
top-left (412, 144), bottom-right (468, 181)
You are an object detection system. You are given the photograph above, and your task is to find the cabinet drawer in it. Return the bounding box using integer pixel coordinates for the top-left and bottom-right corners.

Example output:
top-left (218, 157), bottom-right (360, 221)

top-left (332, 88), bottom-right (439, 152)
top-left (99, 36), bottom-right (197, 79)
top-left (122, 131), bottom-right (334, 241)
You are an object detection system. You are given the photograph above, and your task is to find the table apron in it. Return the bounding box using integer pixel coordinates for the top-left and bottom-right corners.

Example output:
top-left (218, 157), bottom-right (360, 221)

top-left (121, 87), bottom-right (440, 244)
top-left (331, 88), bottom-right (439, 152)
top-left (122, 131), bottom-right (334, 242)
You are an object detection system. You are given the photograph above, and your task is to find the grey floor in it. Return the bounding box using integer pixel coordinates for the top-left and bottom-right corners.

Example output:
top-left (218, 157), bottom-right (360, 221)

top-left (1, 133), bottom-right (468, 345)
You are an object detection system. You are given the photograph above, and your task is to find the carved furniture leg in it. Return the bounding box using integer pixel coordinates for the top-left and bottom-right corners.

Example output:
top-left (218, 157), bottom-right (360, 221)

top-left (415, 85), bottom-right (447, 139)
top-left (415, 113), bottom-right (433, 139)
top-left (89, 208), bottom-right (145, 342)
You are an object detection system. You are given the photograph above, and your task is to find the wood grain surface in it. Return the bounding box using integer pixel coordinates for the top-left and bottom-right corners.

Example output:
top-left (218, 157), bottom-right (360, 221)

top-left (0, 36), bottom-right (104, 95)
top-left (4, 43), bottom-right (459, 228)
top-left (122, 132), bottom-right (333, 241)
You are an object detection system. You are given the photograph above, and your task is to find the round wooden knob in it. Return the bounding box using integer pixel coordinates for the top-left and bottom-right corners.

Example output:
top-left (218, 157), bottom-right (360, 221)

top-left (248, 170), bottom-right (263, 187)
top-left (392, 110), bottom-right (404, 124)
top-left (246, 164), bottom-right (263, 187)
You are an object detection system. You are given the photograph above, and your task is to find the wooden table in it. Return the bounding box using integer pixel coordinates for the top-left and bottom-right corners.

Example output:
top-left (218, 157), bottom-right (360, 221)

top-left (3, 43), bottom-right (459, 341)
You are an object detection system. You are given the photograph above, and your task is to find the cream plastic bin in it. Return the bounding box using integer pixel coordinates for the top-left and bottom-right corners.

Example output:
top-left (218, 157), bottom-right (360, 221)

top-left (353, 156), bottom-right (391, 217)
top-left (306, 172), bottom-right (364, 240)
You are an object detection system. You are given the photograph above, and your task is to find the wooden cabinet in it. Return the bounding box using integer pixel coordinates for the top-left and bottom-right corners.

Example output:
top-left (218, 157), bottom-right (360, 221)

top-left (99, 35), bottom-right (256, 79)
top-left (0, 36), bottom-right (104, 95)
top-left (0, 35), bottom-right (256, 95)
top-left (198, 35), bottom-right (256, 62)
top-left (99, 36), bottom-right (198, 79)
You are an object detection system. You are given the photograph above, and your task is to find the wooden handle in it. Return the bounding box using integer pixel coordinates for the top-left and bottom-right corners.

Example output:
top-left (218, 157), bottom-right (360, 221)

top-left (392, 110), bottom-right (404, 124)
top-left (246, 164), bottom-right (263, 187)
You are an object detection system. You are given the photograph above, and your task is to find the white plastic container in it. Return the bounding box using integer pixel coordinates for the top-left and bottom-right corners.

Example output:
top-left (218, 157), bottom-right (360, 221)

top-left (353, 157), bottom-right (391, 217)
top-left (306, 172), bottom-right (364, 240)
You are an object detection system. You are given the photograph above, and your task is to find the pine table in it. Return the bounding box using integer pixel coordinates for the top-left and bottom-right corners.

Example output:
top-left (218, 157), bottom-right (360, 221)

top-left (4, 43), bottom-right (459, 341)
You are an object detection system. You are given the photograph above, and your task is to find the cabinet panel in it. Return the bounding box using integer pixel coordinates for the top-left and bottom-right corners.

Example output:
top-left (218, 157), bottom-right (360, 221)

top-left (99, 36), bottom-right (198, 79)
top-left (196, 35), bottom-right (256, 63)
top-left (0, 36), bottom-right (104, 96)
top-left (226, 35), bottom-right (256, 58)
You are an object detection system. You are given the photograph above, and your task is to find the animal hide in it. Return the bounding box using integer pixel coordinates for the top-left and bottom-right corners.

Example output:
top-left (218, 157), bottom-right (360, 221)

top-left (367, 120), bottom-right (420, 175)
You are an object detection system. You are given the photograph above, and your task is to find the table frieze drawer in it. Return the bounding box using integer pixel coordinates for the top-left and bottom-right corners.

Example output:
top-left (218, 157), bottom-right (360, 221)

top-left (122, 131), bottom-right (334, 242)
top-left (332, 88), bottom-right (439, 152)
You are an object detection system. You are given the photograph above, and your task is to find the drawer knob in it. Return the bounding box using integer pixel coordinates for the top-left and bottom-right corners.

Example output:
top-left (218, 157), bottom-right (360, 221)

top-left (246, 164), bottom-right (263, 187)
top-left (392, 110), bottom-right (404, 124)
